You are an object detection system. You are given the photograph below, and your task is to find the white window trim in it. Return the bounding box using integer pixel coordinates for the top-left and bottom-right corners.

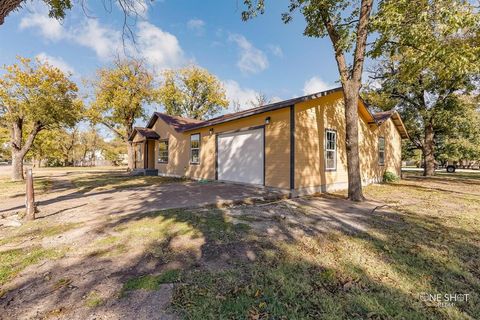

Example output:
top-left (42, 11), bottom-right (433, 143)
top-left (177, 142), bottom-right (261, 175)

top-left (190, 133), bottom-right (201, 164)
top-left (325, 129), bottom-right (337, 171)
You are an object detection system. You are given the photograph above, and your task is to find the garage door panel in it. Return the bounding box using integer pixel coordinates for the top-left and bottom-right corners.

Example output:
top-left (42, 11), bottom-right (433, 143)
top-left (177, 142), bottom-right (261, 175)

top-left (217, 128), bottom-right (264, 185)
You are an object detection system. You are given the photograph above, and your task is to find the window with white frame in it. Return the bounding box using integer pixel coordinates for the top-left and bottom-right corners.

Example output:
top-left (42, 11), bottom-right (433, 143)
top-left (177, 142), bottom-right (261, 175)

top-left (378, 137), bottom-right (385, 165)
top-left (158, 140), bottom-right (169, 163)
top-left (325, 130), bottom-right (337, 170)
top-left (190, 133), bottom-right (200, 164)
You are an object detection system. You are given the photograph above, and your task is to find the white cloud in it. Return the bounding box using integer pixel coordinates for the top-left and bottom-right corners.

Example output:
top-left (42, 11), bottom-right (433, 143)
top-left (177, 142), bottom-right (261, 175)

top-left (36, 53), bottom-right (74, 74)
top-left (303, 76), bottom-right (335, 95)
top-left (69, 20), bottom-right (185, 70)
top-left (135, 21), bottom-right (185, 71)
top-left (74, 19), bottom-right (123, 61)
top-left (267, 44), bottom-right (283, 58)
top-left (18, 4), bottom-right (185, 72)
top-left (187, 19), bottom-right (205, 34)
top-left (223, 79), bottom-right (259, 111)
top-left (19, 10), bottom-right (64, 40)
top-left (228, 34), bottom-right (268, 75)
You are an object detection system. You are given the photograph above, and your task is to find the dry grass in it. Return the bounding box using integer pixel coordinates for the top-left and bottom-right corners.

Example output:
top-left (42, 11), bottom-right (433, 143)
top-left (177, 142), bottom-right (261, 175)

top-left (70, 172), bottom-right (185, 192)
top-left (170, 172), bottom-right (480, 319)
top-left (1, 170), bottom-right (478, 319)
top-left (0, 177), bottom-right (52, 200)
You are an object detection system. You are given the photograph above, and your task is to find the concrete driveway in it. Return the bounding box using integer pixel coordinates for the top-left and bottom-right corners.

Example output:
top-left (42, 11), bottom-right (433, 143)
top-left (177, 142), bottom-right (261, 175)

top-left (0, 172), bottom-right (287, 222)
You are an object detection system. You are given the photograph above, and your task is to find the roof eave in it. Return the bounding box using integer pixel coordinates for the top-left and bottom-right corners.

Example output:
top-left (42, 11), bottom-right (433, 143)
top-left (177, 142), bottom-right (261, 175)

top-left (181, 87), bottom-right (344, 132)
top-left (391, 111), bottom-right (410, 139)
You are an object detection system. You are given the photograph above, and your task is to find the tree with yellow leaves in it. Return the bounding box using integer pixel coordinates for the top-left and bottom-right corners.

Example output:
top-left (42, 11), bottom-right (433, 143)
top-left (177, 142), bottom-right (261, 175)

top-left (158, 65), bottom-right (229, 120)
top-left (0, 57), bottom-right (82, 180)
top-left (89, 58), bottom-right (156, 170)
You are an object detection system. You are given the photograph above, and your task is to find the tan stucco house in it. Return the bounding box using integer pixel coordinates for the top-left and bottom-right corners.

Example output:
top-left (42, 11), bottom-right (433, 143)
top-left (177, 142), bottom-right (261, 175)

top-left (128, 87), bottom-right (408, 195)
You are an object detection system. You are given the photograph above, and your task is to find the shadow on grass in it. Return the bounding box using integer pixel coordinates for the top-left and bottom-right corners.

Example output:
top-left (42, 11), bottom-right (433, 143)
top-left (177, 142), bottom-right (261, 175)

top-left (1, 196), bottom-right (478, 319)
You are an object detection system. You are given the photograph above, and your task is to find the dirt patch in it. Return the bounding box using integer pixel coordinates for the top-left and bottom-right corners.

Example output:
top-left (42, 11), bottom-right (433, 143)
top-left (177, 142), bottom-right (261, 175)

top-left (2, 170), bottom-right (479, 319)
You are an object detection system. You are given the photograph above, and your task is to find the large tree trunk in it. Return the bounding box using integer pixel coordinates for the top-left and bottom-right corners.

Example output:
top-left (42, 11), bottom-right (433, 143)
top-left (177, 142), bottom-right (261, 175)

top-left (127, 142), bottom-right (134, 171)
top-left (0, 0), bottom-right (23, 25)
top-left (321, 0), bottom-right (372, 202)
top-left (423, 122), bottom-right (435, 176)
top-left (10, 119), bottom-right (42, 180)
top-left (344, 84), bottom-right (365, 201)
top-left (11, 150), bottom-right (24, 181)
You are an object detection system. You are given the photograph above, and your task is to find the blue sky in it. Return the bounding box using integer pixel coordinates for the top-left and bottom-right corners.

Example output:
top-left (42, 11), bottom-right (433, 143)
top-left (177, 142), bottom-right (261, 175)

top-left (0, 0), bottom-right (345, 114)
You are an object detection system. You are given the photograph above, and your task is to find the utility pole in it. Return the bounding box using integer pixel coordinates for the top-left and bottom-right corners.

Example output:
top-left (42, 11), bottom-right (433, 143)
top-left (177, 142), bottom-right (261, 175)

top-left (25, 168), bottom-right (36, 220)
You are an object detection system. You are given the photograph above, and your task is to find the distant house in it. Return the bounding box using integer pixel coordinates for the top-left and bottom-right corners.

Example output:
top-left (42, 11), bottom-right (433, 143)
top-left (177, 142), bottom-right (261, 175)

top-left (128, 87), bottom-right (408, 195)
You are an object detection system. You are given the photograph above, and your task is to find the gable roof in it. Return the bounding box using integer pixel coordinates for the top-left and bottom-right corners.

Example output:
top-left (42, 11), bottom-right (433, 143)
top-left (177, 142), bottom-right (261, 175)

top-left (144, 87), bottom-right (408, 139)
top-left (128, 127), bottom-right (160, 141)
top-left (180, 87), bottom-right (346, 132)
top-left (146, 112), bottom-right (203, 132)
top-left (372, 110), bottom-right (409, 139)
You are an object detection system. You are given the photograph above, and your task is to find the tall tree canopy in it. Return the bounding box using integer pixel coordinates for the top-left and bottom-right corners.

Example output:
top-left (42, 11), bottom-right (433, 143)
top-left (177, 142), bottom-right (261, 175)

top-left (157, 65), bottom-right (229, 120)
top-left (366, 0), bottom-right (480, 175)
top-left (0, 57), bottom-right (82, 180)
top-left (243, 0), bottom-right (374, 201)
top-left (89, 58), bottom-right (155, 170)
top-left (435, 96), bottom-right (480, 166)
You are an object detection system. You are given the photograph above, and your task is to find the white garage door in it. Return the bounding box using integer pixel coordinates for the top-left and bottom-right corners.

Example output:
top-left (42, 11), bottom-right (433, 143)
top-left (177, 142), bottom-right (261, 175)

top-left (217, 128), bottom-right (264, 185)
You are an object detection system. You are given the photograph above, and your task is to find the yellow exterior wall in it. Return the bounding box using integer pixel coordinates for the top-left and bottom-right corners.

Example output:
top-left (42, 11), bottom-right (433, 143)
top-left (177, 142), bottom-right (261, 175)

top-left (152, 117), bottom-right (191, 177)
top-left (152, 108), bottom-right (291, 189)
top-left (359, 117), bottom-right (402, 179)
top-left (148, 92), bottom-right (403, 191)
top-left (294, 91), bottom-right (403, 191)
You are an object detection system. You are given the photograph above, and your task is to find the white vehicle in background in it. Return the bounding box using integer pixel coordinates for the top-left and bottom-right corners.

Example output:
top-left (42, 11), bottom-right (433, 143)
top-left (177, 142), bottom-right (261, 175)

top-left (442, 160), bottom-right (480, 173)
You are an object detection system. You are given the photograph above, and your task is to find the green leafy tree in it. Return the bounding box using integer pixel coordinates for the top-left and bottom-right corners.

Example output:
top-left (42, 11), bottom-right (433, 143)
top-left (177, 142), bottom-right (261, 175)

top-left (76, 126), bottom-right (103, 166)
top-left (158, 65), bottom-right (229, 120)
top-left (102, 137), bottom-right (128, 166)
top-left (27, 129), bottom-right (63, 167)
top-left (0, 126), bottom-right (9, 161)
top-left (243, 0), bottom-right (374, 201)
top-left (0, 57), bottom-right (82, 180)
top-left (89, 58), bottom-right (155, 170)
top-left (435, 96), bottom-right (480, 166)
top-left (367, 0), bottom-right (480, 176)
